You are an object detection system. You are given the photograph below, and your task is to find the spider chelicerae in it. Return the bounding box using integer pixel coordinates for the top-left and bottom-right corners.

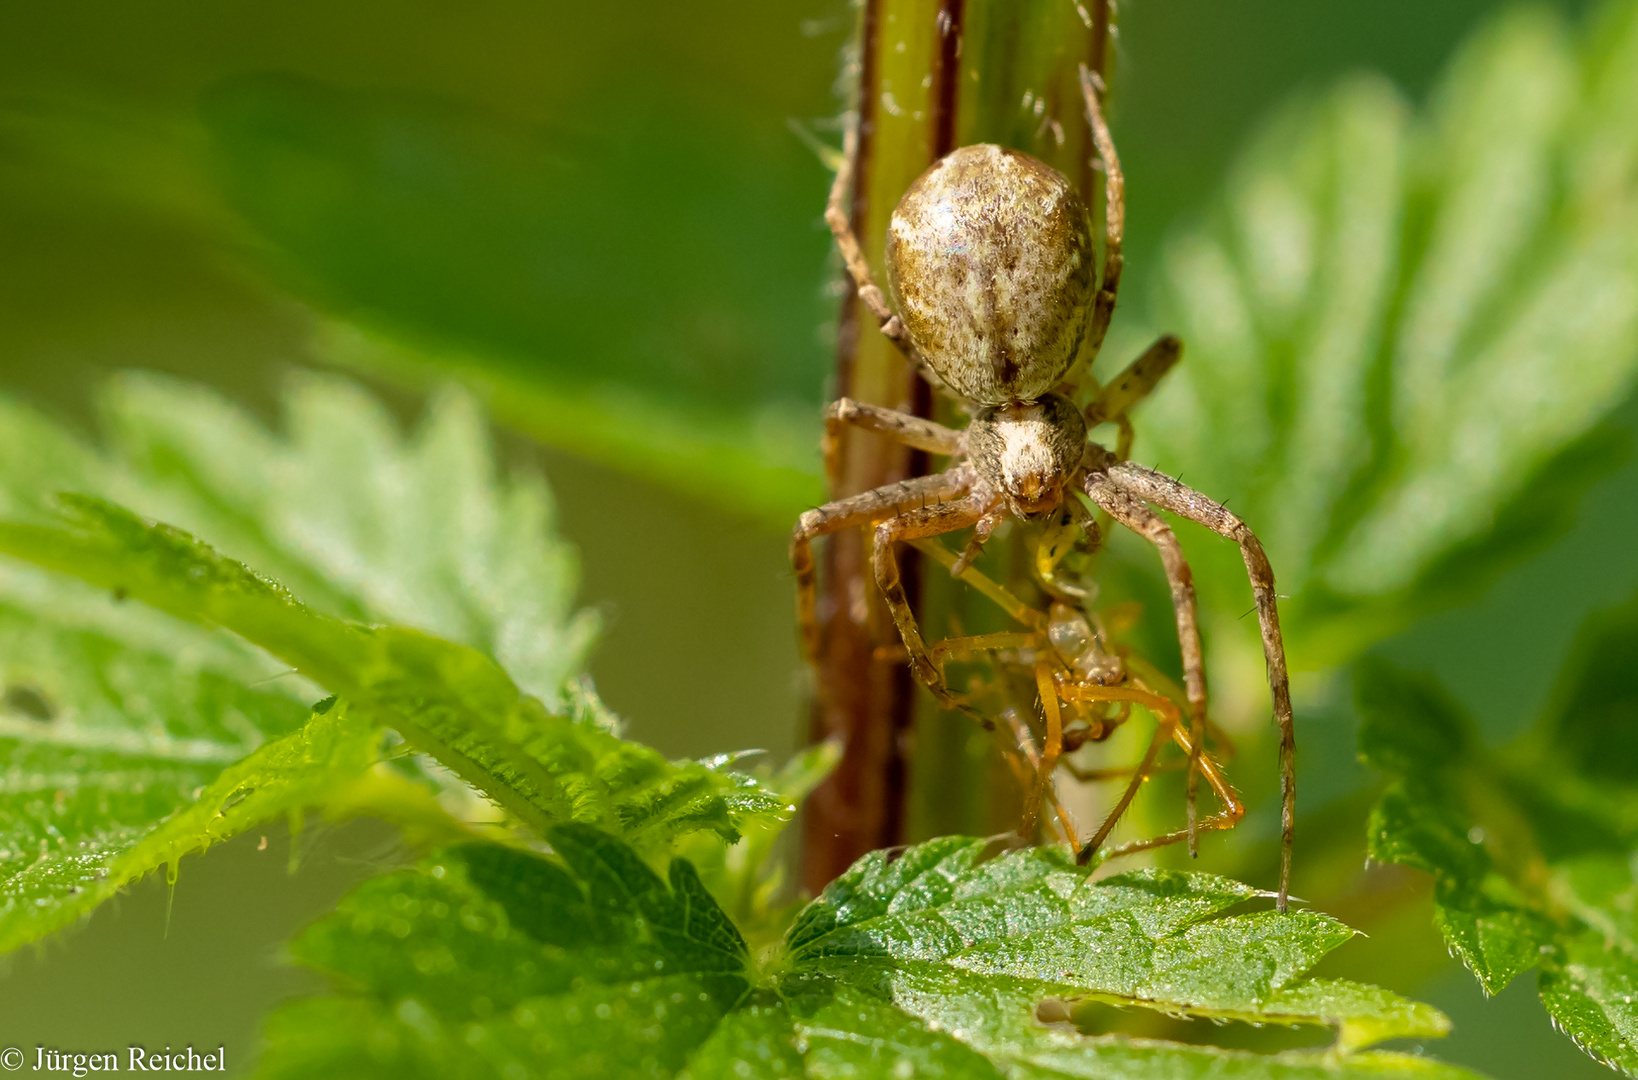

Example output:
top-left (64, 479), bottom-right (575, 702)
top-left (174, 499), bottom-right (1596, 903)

top-left (791, 66), bottom-right (1295, 908)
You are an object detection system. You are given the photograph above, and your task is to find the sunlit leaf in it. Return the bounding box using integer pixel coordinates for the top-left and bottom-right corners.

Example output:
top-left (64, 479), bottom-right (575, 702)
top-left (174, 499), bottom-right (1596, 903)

top-left (262, 830), bottom-right (1479, 1078)
top-left (0, 377), bottom-right (781, 952)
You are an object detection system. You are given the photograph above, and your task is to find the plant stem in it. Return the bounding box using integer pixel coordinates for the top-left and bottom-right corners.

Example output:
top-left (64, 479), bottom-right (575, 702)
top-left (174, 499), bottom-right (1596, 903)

top-left (802, 0), bottom-right (1112, 891)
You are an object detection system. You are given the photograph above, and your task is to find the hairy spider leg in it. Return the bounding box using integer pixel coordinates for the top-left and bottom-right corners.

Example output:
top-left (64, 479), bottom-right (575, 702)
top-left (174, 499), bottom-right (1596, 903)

top-left (1064, 682), bottom-right (1245, 864)
top-left (1107, 460), bottom-right (1295, 912)
top-left (951, 505), bottom-right (1009, 576)
top-left (1085, 336), bottom-right (1183, 429)
top-left (823, 397), bottom-right (963, 491)
top-left (1077, 63), bottom-right (1125, 369)
top-left (1083, 477), bottom-right (1210, 859)
top-left (826, 114), bottom-right (915, 357)
top-left (1085, 335), bottom-right (1184, 461)
top-left (871, 495), bottom-right (994, 709)
top-left (792, 467), bottom-right (975, 662)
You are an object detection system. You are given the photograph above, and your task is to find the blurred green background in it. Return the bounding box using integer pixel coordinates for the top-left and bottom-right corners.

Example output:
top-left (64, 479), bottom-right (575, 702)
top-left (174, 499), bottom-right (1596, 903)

top-left (1, 0), bottom-right (1630, 1076)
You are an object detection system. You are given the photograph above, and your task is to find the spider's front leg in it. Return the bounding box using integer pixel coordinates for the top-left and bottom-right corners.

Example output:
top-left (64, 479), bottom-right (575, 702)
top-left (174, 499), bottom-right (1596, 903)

top-left (871, 494), bottom-right (995, 710)
top-left (1106, 461), bottom-right (1296, 911)
top-left (791, 467), bottom-right (975, 662)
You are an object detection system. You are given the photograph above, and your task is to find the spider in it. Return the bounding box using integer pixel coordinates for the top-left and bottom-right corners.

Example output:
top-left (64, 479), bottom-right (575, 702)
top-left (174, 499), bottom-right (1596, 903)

top-left (791, 65), bottom-right (1295, 908)
top-left (914, 530), bottom-right (1244, 870)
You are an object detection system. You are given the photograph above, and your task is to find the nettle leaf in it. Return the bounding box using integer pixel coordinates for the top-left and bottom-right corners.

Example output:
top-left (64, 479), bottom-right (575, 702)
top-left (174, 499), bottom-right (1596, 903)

top-left (98, 373), bottom-right (597, 708)
top-left (0, 561), bottom-right (372, 952)
top-left (0, 486), bottom-right (777, 855)
top-left (262, 830), bottom-right (1478, 1079)
top-left (1135, 0), bottom-right (1638, 662)
top-left (0, 378), bottom-right (781, 952)
top-left (1359, 592), bottom-right (1638, 1075)
top-left (257, 825), bottom-right (755, 1080)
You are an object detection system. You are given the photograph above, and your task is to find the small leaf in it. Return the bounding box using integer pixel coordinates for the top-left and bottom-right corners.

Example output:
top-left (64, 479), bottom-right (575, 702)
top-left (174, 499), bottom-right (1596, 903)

top-left (1539, 928), bottom-right (1638, 1075)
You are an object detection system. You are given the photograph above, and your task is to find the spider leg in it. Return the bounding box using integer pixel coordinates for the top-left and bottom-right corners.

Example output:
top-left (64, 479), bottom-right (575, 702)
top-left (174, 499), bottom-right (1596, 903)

top-left (1077, 63), bottom-right (1125, 365)
top-left (1100, 737), bottom-right (1245, 859)
top-left (1083, 475), bottom-right (1209, 859)
top-left (1107, 461), bottom-right (1294, 912)
top-left (1077, 694), bottom-right (1173, 865)
top-left (930, 631), bottom-right (1039, 676)
top-left (826, 114), bottom-right (915, 357)
top-left (872, 494), bottom-right (995, 709)
top-left (1085, 335), bottom-right (1182, 433)
top-left (825, 398), bottom-right (963, 488)
top-left (951, 505), bottom-right (1007, 576)
top-left (792, 467), bottom-right (974, 662)
top-left (909, 537), bottom-right (1046, 630)
top-left (1024, 660), bottom-right (1066, 839)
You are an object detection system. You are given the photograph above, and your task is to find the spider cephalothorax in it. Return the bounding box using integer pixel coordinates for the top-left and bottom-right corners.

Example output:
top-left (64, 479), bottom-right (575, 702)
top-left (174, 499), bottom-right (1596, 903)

top-left (793, 65), bottom-right (1297, 909)
top-left (966, 394), bottom-right (1087, 517)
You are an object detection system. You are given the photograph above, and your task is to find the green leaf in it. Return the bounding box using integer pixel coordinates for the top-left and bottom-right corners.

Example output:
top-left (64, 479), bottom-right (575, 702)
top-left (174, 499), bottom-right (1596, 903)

top-left (678, 737), bottom-right (842, 951)
top-left (1135, 0), bottom-right (1638, 663)
top-left (0, 486), bottom-right (777, 857)
top-left (257, 825), bottom-right (753, 1080)
top-left (0, 579), bottom-right (367, 951)
top-left (1359, 594), bottom-right (1638, 1073)
top-left (0, 376), bottom-right (781, 952)
top-left (784, 839), bottom-right (1448, 1054)
top-left (98, 373), bottom-right (598, 707)
top-left (263, 829), bottom-right (1479, 1078)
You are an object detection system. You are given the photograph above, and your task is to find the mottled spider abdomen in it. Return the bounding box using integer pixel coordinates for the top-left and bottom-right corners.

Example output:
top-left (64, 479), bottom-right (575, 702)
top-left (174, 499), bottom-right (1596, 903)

top-left (885, 144), bottom-right (1096, 406)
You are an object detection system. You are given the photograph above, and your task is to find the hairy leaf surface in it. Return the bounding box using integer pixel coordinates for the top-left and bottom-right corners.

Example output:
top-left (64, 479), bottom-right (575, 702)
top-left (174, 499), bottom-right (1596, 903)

top-left (261, 830), bottom-right (1480, 1079)
top-left (0, 378), bottom-right (777, 953)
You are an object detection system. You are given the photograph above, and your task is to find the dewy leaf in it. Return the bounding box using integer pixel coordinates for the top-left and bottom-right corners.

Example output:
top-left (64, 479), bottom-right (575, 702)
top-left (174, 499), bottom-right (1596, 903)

top-left (1359, 590), bottom-right (1638, 1076)
top-left (1136, 0), bottom-right (1638, 662)
top-left (783, 839), bottom-right (1456, 1064)
top-left (0, 563), bottom-right (355, 952)
top-left (262, 829), bottom-right (1481, 1079)
top-left (0, 376), bottom-right (781, 952)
